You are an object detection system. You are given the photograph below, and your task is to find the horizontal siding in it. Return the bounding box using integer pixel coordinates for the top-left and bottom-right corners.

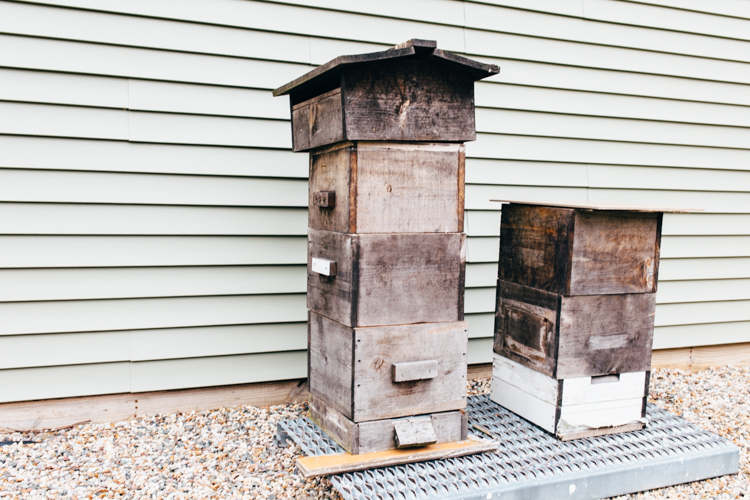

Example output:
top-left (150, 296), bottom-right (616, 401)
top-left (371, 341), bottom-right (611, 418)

top-left (0, 266), bottom-right (306, 302)
top-left (0, 236), bottom-right (306, 267)
top-left (0, 205), bottom-right (308, 235)
top-left (468, 134), bottom-right (750, 171)
top-left (653, 321), bottom-right (750, 350)
top-left (130, 351), bottom-right (309, 393)
top-left (0, 168), bottom-right (307, 207)
top-left (0, 294), bottom-right (306, 336)
top-left (0, 136), bottom-right (308, 178)
top-left (0, 0), bottom-right (748, 402)
top-left (0, 363), bottom-right (131, 403)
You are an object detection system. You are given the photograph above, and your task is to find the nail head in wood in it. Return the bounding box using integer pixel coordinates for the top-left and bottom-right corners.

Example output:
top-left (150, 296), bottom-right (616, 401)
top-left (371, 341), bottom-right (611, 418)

top-left (392, 360), bottom-right (439, 383)
top-left (311, 257), bottom-right (337, 277)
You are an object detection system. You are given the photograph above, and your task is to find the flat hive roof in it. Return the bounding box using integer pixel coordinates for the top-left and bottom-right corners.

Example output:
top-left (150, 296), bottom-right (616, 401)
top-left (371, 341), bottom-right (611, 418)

top-left (490, 199), bottom-right (702, 213)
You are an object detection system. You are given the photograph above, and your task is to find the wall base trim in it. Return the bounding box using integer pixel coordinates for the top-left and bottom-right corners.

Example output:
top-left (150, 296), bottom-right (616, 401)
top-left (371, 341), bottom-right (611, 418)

top-left (2, 346), bottom-right (749, 432)
top-left (0, 379), bottom-right (309, 432)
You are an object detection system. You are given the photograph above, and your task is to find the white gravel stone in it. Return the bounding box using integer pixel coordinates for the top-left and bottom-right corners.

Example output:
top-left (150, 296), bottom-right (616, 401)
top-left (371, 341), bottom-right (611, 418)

top-left (1, 367), bottom-right (747, 499)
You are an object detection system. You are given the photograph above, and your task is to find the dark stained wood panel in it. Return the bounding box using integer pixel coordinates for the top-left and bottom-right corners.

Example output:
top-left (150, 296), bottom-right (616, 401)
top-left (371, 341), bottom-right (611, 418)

top-left (494, 280), bottom-right (656, 379)
top-left (308, 143), bottom-right (354, 233)
top-left (291, 88), bottom-right (344, 152)
top-left (274, 39), bottom-right (499, 100)
top-left (307, 228), bottom-right (357, 327)
top-left (356, 232), bottom-right (465, 327)
top-left (569, 211), bottom-right (662, 295)
top-left (342, 59), bottom-right (476, 144)
top-left (498, 204), bottom-right (575, 296)
top-left (498, 204), bottom-right (664, 296)
top-left (307, 229), bottom-right (465, 327)
top-left (494, 280), bottom-right (561, 378)
top-left (557, 292), bottom-right (656, 378)
top-left (285, 51), bottom-right (495, 152)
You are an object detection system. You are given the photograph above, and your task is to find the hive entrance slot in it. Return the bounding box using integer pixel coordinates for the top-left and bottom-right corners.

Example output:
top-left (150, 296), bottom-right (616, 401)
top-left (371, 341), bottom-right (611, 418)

top-left (591, 374), bottom-right (620, 385)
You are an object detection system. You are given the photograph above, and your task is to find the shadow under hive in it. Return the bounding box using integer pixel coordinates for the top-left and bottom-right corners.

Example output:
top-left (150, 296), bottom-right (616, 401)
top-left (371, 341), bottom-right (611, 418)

top-left (277, 395), bottom-right (739, 500)
top-left (274, 39), bottom-right (499, 454)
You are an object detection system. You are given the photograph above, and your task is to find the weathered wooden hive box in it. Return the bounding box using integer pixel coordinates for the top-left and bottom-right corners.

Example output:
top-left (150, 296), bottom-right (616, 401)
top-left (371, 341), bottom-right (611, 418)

top-left (274, 39), bottom-right (499, 454)
top-left (490, 201), bottom-right (690, 441)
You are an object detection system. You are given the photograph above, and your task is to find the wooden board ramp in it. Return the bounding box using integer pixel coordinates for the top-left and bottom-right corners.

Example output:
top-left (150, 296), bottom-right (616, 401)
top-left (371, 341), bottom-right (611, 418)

top-left (295, 436), bottom-right (498, 478)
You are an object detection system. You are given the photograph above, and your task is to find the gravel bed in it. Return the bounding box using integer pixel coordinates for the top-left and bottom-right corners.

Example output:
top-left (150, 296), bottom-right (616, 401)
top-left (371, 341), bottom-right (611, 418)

top-left (1, 367), bottom-right (747, 499)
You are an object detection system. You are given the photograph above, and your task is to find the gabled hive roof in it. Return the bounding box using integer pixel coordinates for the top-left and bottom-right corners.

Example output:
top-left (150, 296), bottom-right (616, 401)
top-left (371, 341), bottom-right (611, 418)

top-left (273, 39), bottom-right (500, 99)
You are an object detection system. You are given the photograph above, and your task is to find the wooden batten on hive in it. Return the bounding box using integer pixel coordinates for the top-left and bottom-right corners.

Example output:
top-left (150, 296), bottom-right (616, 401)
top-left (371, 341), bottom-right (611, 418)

top-left (489, 200), bottom-right (701, 441)
top-left (274, 39), bottom-right (499, 457)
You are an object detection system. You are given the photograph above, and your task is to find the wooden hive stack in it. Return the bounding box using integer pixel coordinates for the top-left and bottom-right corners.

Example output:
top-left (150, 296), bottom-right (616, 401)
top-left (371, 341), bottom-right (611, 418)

top-left (274, 39), bottom-right (499, 454)
top-left (489, 200), bottom-right (695, 441)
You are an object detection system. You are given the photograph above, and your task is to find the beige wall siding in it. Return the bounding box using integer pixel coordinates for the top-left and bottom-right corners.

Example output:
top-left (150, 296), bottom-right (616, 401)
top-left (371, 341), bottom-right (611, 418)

top-left (0, 0), bottom-right (747, 402)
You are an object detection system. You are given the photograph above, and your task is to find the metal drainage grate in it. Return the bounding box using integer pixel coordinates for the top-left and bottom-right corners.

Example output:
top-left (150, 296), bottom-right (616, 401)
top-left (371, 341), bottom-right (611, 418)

top-left (277, 395), bottom-right (740, 500)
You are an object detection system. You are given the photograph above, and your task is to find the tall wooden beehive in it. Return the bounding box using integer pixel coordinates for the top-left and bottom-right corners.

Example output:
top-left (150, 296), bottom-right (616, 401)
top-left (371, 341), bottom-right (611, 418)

top-left (274, 39), bottom-right (499, 454)
top-left (489, 200), bottom-right (694, 441)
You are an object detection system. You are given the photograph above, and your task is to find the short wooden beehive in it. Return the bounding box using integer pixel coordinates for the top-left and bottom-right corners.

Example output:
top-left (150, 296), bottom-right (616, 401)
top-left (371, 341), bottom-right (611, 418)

top-left (489, 200), bottom-right (697, 441)
top-left (275, 39), bottom-right (499, 454)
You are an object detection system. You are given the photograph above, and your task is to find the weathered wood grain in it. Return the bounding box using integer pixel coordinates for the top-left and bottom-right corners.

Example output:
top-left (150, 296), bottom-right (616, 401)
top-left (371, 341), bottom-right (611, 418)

top-left (309, 393), bottom-right (358, 452)
top-left (394, 417), bottom-right (437, 448)
top-left (569, 211), bottom-right (662, 295)
top-left (493, 280), bottom-right (561, 378)
top-left (498, 204), bottom-right (575, 296)
top-left (284, 52), bottom-right (489, 151)
top-left (557, 293), bottom-right (656, 378)
top-left (308, 229), bottom-right (465, 327)
top-left (308, 142), bottom-right (463, 233)
top-left (307, 228), bottom-right (357, 326)
top-left (308, 312), bottom-right (353, 418)
top-left (355, 143), bottom-right (463, 233)
top-left (308, 313), bottom-right (467, 422)
top-left (353, 320), bottom-right (467, 421)
top-left (498, 204), bottom-right (664, 296)
top-left (308, 143), bottom-right (354, 232)
top-left (491, 351), bottom-right (559, 406)
top-left (309, 394), bottom-right (466, 455)
top-left (274, 38), bottom-right (499, 100)
top-left (291, 87), bottom-right (344, 152)
top-left (356, 232), bottom-right (465, 326)
top-left (494, 281), bottom-right (656, 379)
top-left (342, 59), bottom-right (476, 143)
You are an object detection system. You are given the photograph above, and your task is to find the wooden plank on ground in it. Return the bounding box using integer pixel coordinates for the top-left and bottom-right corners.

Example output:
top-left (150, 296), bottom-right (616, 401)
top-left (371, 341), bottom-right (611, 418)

top-left (295, 436), bottom-right (498, 478)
